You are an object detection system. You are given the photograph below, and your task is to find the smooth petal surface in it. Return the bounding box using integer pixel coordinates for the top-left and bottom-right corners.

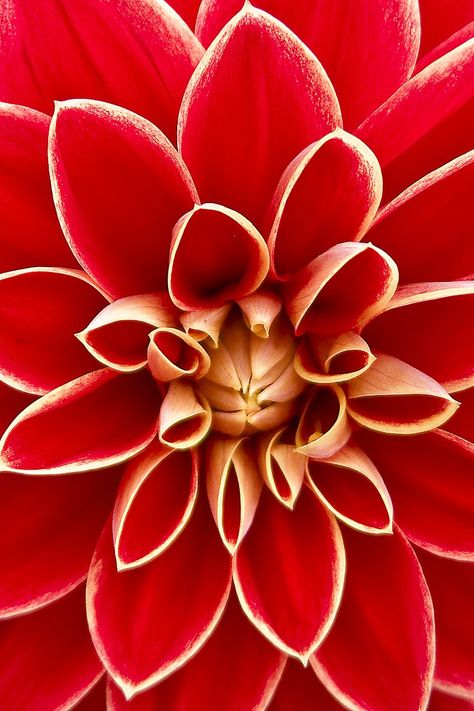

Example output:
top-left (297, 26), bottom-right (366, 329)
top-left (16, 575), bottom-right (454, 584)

top-left (87, 494), bottom-right (232, 698)
top-left (269, 660), bottom-right (344, 711)
top-left (159, 381), bottom-right (212, 449)
top-left (107, 593), bottom-right (286, 711)
top-left (357, 40), bottom-right (474, 202)
top-left (296, 385), bottom-right (351, 460)
top-left (363, 282), bottom-right (474, 392)
top-left (0, 467), bottom-right (118, 618)
top-left (0, 369), bottom-right (161, 474)
top-left (50, 100), bottom-right (198, 299)
top-left (238, 291), bottom-right (281, 339)
top-left (0, 0), bottom-right (203, 139)
top-left (0, 104), bottom-right (76, 272)
top-left (267, 131), bottom-right (382, 279)
top-left (295, 332), bottom-right (375, 384)
top-left (0, 381), bottom-right (35, 437)
top-left (180, 305), bottom-right (231, 347)
top-left (445, 386), bottom-right (474, 443)
top-left (257, 427), bottom-right (306, 509)
top-left (234, 487), bottom-right (345, 661)
top-left (429, 688), bottom-right (474, 711)
top-left (0, 585), bottom-right (102, 711)
top-left (366, 151), bottom-right (474, 283)
top-left (113, 442), bottom-right (198, 570)
top-left (0, 268), bottom-right (107, 394)
top-left (167, 0), bottom-right (201, 29)
top-left (179, 5), bottom-right (341, 229)
top-left (313, 526), bottom-right (435, 711)
top-left (418, 0), bottom-right (474, 56)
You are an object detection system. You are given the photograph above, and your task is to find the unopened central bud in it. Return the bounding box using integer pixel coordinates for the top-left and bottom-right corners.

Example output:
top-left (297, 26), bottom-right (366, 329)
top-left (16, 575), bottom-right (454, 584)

top-left (196, 312), bottom-right (306, 436)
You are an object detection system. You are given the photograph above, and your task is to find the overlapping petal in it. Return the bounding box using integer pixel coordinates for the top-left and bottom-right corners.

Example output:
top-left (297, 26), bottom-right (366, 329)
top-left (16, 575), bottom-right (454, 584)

top-left (269, 660), bottom-right (344, 711)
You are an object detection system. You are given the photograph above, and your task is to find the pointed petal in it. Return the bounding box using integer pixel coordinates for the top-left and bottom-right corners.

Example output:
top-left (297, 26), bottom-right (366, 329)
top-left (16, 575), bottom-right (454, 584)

top-left (362, 282), bottom-right (474, 392)
top-left (0, 586), bottom-right (102, 711)
top-left (49, 100), bottom-right (198, 299)
top-left (270, 660), bottom-right (345, 711)
top-left (358, 429), bottom-right (474, 560)
top-left (0, 268), bottom-right (107, 395)
top-left (0, 0), bottom-right (203, 139)
top-left (158, 381), bottom-right (212, 450)
top-left (267, 131), bottom-right (382, 279)
top-left (180, 305), bottom-right (231, 348)
top-left (296, 385), bottom-right (351, 460)
top-left (234, 487), bottom-right (345, 661)
top-left (284, 242), bottom-right (398, 336)
top-left (0, 104), bottom-right (76, 272)
top-left (357, 40), bottom-right (474, 203)
top-left (168, 203), bottom-right (269, 310)
top-left (148, 328), bottom-right (210, 382)
top-left (366, 151), bottom-right (474, 283)
top-left (257, 427), bottom-right (306, 509)
top-left (113, 442), bottom-right (198, 570)
top-left (312, 525), bottom-right (435, 711)
top-left (0, 369), bottom-right (161, 474)
top-left (295, 332), bottom-right (376, 384)
top-left (87, 494), bottom-right (232, 698)
top-left (238, 290), bottom-right (281, 339)
top-left (107, 593), bottom-right (285, 711)
top-left (179, 5), bottom-right (341, 229)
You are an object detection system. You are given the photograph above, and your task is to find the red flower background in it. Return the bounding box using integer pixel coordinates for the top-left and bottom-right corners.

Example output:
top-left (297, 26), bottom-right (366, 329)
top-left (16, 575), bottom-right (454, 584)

top-left (0, 0), bottom-right (473, 709)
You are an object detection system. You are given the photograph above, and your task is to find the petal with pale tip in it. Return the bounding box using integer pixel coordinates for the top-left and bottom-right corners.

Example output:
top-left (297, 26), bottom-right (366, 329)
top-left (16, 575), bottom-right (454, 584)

top-left (113, 441), bottom-right (199, 571)
top-left (180, 304), bottom-right (231, 348)
top-left (148, 328), bottom-right (210, 382)
top-left (295, 332), bottom-right (376, 384)
top-left (296, 385), bottom-right (351, 460)
top-left (257, 427), bottom-right (305, 509)
top-left (159, 380), bottom-right (212, 450)
top-left (238, 290), bottom-right (281, 338)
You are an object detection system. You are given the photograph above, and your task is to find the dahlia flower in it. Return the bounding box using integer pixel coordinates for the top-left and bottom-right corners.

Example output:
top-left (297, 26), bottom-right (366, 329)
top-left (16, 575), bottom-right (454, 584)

top-left (0, 0), bottom-right (473, 709)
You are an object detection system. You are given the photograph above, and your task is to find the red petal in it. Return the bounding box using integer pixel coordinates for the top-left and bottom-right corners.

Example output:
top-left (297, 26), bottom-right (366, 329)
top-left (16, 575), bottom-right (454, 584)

top-left (313, 526), bottom-right (435, 711)
top-left (196, 0), bottom-right (420, 129)
top-left (73, 677), bottom-right (106, 711)
top-left (418, 549), bottom-right (474, 697)
top-left (158, 381), bottom-right (212, 450)
top-left (366, 151), bottom-right (474, 283)
top-left (363, 282), bottom-right (474, 392)
top-left (445, 386), bottom-right (474, 442)
top-left (267, 131), bottom-right (382, 279)
top-left (166, 0), bottom-right (201, 29)
top-left (416, 23), bottom-right (474, 73)
top-left (0, 380), bottom-right (35, 437)
top-left (357, 40), bottom-right (474, 203)
top-left (418, 0), bottom-right (474, 56)
top-left (0, 104), bottom-right (76, 272)
top-left (295, 332), bottom-right (375, 385)
top-left (0, 467), bottom-right (118, 618)
top-left (0, 268), bottom-right (107, 394)
top-left (429, 688), bottom-right (474, 711)
top-left (113, 442), bottom-right (198, 570)
top-left (0, 369), bottom-right (161, 474)
top-left (0, 585), bottom-right (102, 710)
top-left (269, 660), bottom-right (343, 711)
top-left (179, 5), bottom-right (341, 229)
top-left (148, 327), bottom-right (210, 382)
top-left (87, 493), bottom-right (232, 698)
top-left (234, 487), bottom-right (345, 661)
top-left (0, 0), bottom-right (203, 140)
top-left (49, 100), bottom-right (198, 299)
top-left (295, 385), bottom-right (351, 460)
top-left (358, 429), bottom-right (474, 560)
top-left (168, 204), bottom-right (269, 310)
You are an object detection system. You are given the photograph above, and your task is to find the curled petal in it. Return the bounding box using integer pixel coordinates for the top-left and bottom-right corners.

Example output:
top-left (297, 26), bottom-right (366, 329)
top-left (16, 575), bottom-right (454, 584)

top-left (179, 4), bottom-right (341, 229)
top-left (238, 290), bottom-right (281, 339)
top-left (77, 293), bottom-right (178, 372)
top-left (284, 242), bottom-right (398, 335)
top-left (0, 268), bottom-right (107, 394)
top-left (113, 441), bottom-right (198, 570)
top-left (257, 427), bottom-right (305, 509)
top-left (362, 281), bottom-right (474, 392)
top-left (180, 304), bottom-right (231, 348)
top-left (234, 487), bottom-right (345, 661)
top-left (148, 328), bottom-right (210, 382)
top-left (267, 131), bottom-right (383, 279)
top-left (256, 362), bottom-right (306, 405)
top-left (295, 332), bottom-right (376, 384)
top-left (159, 380), bottom-right (211, 449)
top-left (346, 354), bottom-right (458, 434)
top-left (206, 435), bottom-right (263, 553)
top-left (0, 369), bottom-right (161, 474)
top-left (306, 442), bottom-right (393, 534)
top-left (296, 385), bottom-right (351, 460)
top-left (87, 494), bottom-right (232, 698)
top-left (169, 203), bottom-right (269, 310)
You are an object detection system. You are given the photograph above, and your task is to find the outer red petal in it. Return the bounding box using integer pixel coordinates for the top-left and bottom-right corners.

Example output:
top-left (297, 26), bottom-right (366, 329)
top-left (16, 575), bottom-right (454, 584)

top-left (179, 4), bottom-right (341, 230)
top-left (49, 100), bottom-right (198, 299)
top-left (0, 585), bottom-right (103, 711)
top-left (418, 549), bottom-right (474, 697)
top-left (445, 386), bottom-right (474, 442)
top-left (73, 677), bottom-right (107, 711)
top-left (87, 493), bottom-right (232, 699)
top-left (313, 526), bottom-right (435, 711)
top-left (429, 688), bottom-right (474, 710)
top-left (0, 104), bottom-right (76, 272)
top-left (0, 380), bottom-right (35, 437)
top-left (0, 369), bottom-right (161, 474)
top-left (166, 0), bottom-right (201, 29)
top-left (269, 660), bottom-right (343, 711)
top-left (0, 0), bottom-right (203, 140)
top-left (418, 0), bottom-right (474, 57)
top-left (106, 593), bottom-right (285, 711)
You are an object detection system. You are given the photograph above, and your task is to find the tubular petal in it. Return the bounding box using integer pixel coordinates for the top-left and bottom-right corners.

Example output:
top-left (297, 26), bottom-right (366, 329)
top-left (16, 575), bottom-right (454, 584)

top-left (295, 332), bottom-right (375, 384)
top-left (267, 131), bottom-right (383, 279)
top-left (0, 0), bottom-right (203, 139)
top-left (0, 585), bottom-right (103, 711)
top-left (257, 428), bottom-right (306, 509)
top-left (296, 385), bottom-right (351, 460)
top-left (0, 369), bottom-right (161, 474)
top-left (179, 5), bottom-right (341, 229)
top-left (168, 204), bottom-right (269, 310)
top-left (159, 381), bottom-right (212, 449)
top-left (113, 442), bottom-right (199, 570)
top-left (269, 660), bottom-right (345, 710)
top-left (238, 291), bottom-right (281, 339)
top-left (284, 242), bottom-right (398, 336)
top-left (312, 525), bottom-right (435, 711)
top-left (180, 305), bottom-right (231, 348)
top-left (49, 100), bottom-right (198, 299)
top-left (148, 328), bottom-right (211, 382)
top-left (234, 487), bottom-right (345, 661)
top-left (87, 494), bottom-right (232, 698)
